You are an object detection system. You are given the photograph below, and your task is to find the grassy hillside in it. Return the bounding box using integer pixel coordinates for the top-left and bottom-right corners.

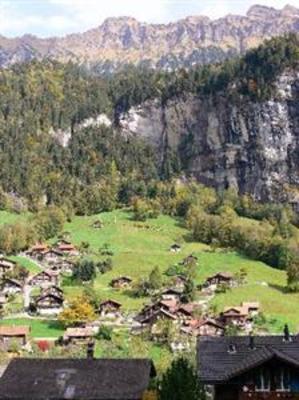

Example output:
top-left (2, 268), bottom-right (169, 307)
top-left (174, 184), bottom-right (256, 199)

top-left (1, 209), bottom-right (299, 333)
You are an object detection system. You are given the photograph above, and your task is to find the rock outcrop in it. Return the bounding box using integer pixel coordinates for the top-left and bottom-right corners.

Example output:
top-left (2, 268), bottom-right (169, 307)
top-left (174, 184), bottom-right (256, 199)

top-left (119, 69), bottom-right (299, 203)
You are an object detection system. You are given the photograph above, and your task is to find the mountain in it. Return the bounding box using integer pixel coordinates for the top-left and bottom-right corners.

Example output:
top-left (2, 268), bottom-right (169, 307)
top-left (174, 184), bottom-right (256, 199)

top-left (0, 35), bottom-right (298, 210)
top-left (1, 5), bottom-right (299, 72)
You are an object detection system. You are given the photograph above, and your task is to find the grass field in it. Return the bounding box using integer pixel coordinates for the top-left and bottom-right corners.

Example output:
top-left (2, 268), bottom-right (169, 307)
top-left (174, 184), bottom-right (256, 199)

top-left (0, 318), bottom-right (64, 338)
top-left (1, 208), bottom-right (299, 337)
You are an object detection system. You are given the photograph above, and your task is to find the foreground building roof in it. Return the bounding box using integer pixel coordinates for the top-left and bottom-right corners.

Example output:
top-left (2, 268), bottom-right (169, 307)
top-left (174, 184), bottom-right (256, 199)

top-left (0, 358), bottom-right (156, 399)
top-left (198, 335), bottom-right (299, 384)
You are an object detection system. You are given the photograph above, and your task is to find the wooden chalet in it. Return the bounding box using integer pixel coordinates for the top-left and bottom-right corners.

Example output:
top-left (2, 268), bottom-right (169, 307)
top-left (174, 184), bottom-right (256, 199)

top-left (42, 285), bottom-right (64, 298)
top-left (221, 306), bottom-right (249, 327)
top-left (0, 326), bottom-right (30, 350)
top-left (205, 272), bottom-right (234, 288)
top-left (63, 327), bottom-right (94, 344)
top-left (1, 278), bottom-right (22, 295)
top-left (28, 270), bottom-right (59, 287)
top-left (34, 292), bottom-right (64, 315)
top-left (0, 258), bottom-right (16, 277)
top-left (198, 328), bottom-right (299, 400)
top-left (98, 300), bottom-right (122, 317)
top-left (92, 219), bottom-right (103, 229)
top-left (27, 243), bottom-right (48, 258)
top-left (56, 243), bottom-right (79, 256)
top-left (50, 259), bottom-right (74, 274)
top-left (111, 276), bottom-right (132, 289)
top-left (221, 302), bottom-right (260, 327)
top-left (0, 358), bottom-right (156, 400)
top-left (177, 302), bottom-right (200, 320)
top-left (181, 318), bottom-right (224, 337)
top-left (137, 307), bottom-right (178, 326)
top-left (169, 243), bottom-right (181, 253)
top-left (40, 249), bottom-right (63, 264)
top-left (161, 288), bottom-right (183, 301)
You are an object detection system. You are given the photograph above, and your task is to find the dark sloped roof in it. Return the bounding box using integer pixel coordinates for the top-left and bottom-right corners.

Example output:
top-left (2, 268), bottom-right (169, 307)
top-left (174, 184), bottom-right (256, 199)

top-left (198, 335), bottom-right (299, 384)
top-left (0, 358), bottom-right (156, 400)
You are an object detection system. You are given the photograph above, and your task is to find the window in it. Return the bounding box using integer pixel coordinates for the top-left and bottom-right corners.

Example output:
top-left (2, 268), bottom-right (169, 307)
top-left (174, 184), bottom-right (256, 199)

top-left (275, 368), bottom-right (290, 392)
top-left (255, 368), bottom-right (270, 392)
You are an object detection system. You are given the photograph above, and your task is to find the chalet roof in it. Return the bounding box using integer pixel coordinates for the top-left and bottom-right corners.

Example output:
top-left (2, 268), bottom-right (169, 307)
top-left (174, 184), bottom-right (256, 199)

top-left (36, 293), bottom-right (64, 304)
top-left (111, 276), bottom-right (132, 283)
top-left (139, 308), bottom-right (177, 324)
top-left (223, 306), bottom-right (248, 317)
top-left (42, 249), bottom-right (64, 257)
top-left (42, 285), bottom-right (64, 295)
top-left (207, 272), bottom-right (234, 280)
top-left (198, 335), bottom-right (299, 384)
top-left (0, 326), bottom-right (29, 337)
top-left (64, 327), bottom-right (94, 338)
top-left (178, 303), bottom-right (199, 316)
top-left (58, 244), bottom-right (76, 251)
top-left (0, 358), bottom-right (156, 400)
top-left (30, 243), bottom-right (48, 252)
top-left (34, 269), bottom-right (59, 279)
top-left (170, 243), bottom-right (181, 248)
top-left (161, 288), bottom-right (183, 296)
top-left (0, 258), bottom-right (16, 268)
top-left (3, 278), bottom-right (22, 288)
top-left (99, 299), bottom-right (122, 308)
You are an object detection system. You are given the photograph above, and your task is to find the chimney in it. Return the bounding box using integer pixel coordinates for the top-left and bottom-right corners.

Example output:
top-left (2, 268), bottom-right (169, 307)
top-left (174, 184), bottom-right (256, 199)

top-left (284, 324), bottom-right (291, 342)
top-left (87, 340), bottom-right (95, 359)
top-left (249, 333), bottom-right (255, 350)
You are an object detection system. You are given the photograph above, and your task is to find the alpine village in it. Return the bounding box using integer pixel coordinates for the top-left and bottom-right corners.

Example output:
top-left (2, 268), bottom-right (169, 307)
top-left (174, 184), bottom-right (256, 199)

top-left (0, 2), bottom-right (299, 399)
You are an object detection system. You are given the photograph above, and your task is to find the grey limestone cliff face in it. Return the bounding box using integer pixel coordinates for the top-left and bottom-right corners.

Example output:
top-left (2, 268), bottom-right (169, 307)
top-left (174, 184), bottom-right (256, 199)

top-left (119, 70), bottom-right (299, 203)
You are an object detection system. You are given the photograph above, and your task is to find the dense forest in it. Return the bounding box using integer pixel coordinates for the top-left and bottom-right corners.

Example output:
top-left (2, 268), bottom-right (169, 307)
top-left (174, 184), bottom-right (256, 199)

top-left (0, 34), bottom-right (298, 210)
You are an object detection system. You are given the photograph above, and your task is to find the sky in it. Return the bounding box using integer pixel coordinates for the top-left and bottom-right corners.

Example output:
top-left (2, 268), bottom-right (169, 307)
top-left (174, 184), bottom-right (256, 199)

top-left (0, 0), bottom-right (299, 38)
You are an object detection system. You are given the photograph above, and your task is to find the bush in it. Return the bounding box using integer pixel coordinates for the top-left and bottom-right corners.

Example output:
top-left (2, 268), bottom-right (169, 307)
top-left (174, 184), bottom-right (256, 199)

top-left (96, 325), bottom-right (113, 341)
top-left (73, 259), bottom-right (96, 282)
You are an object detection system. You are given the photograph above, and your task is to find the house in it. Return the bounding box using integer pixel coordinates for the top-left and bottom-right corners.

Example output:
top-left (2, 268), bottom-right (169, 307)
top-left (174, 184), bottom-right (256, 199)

top-left (0, 358), bottom-right (156, 400)
top-left (204, 272), bottom-right (234, 288)
top-left (57, 243), bottom-right (79, 256)
top-left (92, 219), bottom-right (103, 229)
top-left (111, 276), bottom-right (132, 289)
top-left (98, 300), bottom-right (122, 317)
top-left (34, 291), bottom-right (64, 315)
top-left (2, 278), bottom-right (22, 295)
top-left (63, 327), bottom-right (94, 344)
top-left (169, 243), bottom-right (181, 253)
top-left (27, 243), bottom-right (48, 258)
top-left (41, 249), bottom-right (63, 264)
top-left (0, 326), bottom-right (30, 350)
top-left (181, 318), bottom-right (224, 337)
top-left (197, 328), bottom-right (299, 400)
top-left (177, 303), bottom-right (200, 320)
top-left (42, 285), bottom-right (64, 298)
top-left (138, 308), bottom-right (178, 327)
top-left (221, 306), bottom-right (249, 327)
top-left (0, 258), bottom-right (16, 277)
top-left (161, 288), bottom-right (183, 302)
top-left (50, 259), bottom-right (74, 274)
top-left (28, 270), bottom-right (59, 287)
top-left (181, 254), bottom-right (198, 266)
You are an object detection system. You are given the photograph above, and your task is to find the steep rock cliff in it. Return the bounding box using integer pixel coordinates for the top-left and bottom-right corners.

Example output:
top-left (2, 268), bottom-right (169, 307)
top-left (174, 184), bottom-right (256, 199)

top-left (119, 70), bottom-right (299, 203)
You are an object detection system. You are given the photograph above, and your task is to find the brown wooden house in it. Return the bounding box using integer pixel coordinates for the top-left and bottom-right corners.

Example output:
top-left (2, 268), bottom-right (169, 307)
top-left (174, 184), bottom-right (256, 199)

top-left (2, 278), bottom-right (23, 295)
top-left (221, 306), bottom-right (249, 327)
top-left (56, 243), bottom-right (79, 256)
top-left (169, 243), bottom-right (181, 253)
top-left (0, 358), bottom-right (156, 400)
top-left (50, 259), bottom-right (74, 274)
top-left (41, 249), bottom-right (63, 264)
top-left (34, 292), bottom-right (64, 315)
top-left (0, 326), bottom-right (30, 350)
top-left (181, 318), bottom-right (224, 336)
top-left (198, 329), bottom-right (299, 400)
top-left (205, 272), bottom-right (234, 288)
top-left (27, 243), bottom-right (48, 258)
top-left (98, 300), bottom-right (122, 317)
top-left (28, 270), bottom-right (59, 287)
top-left (0, 258), bottom-right (16, 277)
top-left (63, 327), bottom-right (94, 344)
top-left (181, 254), bottom-right (198, 266)
top-left (111, 276), bottom-right (132, 289)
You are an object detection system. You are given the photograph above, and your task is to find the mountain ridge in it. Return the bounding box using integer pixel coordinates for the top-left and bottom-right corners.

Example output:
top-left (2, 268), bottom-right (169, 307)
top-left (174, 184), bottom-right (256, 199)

top-left (0, 4), bottom-right (299, 72)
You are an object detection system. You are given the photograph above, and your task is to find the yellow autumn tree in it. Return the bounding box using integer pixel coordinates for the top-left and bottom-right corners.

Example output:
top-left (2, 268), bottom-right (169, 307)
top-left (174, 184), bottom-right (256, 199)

top-left (59, 296), bottom-right (96, 327)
